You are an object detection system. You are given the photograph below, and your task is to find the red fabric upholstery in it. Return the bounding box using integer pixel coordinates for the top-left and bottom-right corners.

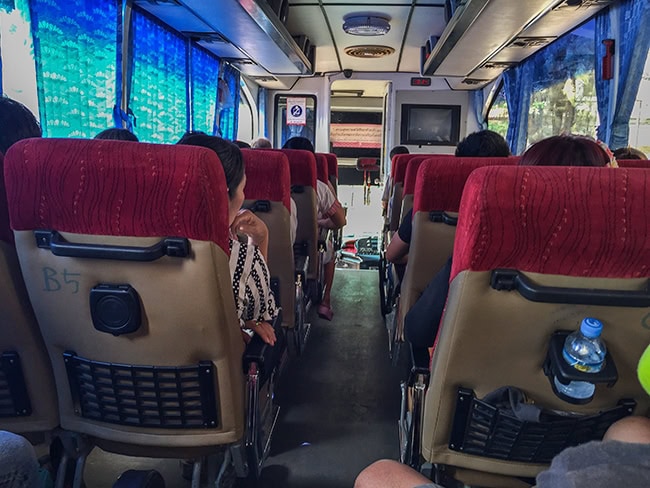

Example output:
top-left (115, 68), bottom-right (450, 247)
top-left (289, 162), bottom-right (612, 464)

top-left (324, 153), bottom-right (338, 178)
top-left (618, 159), bottom-right (650, 168)
top-left (452, 166), bottom-right (650, 281)
top-left (413, 157), bottom-right (517, 214)
top-left (315, 153), bottom-right (329, 183)
top-left (0, 153), bottom-right (12, 245)
top-left (241, 149), bottom-right (291, 211)
top-left (4, 139), bottom-right (230, 252)
top-left (403, 157), bottom-right (429, 197)
top-left (279, 149), bottom-right (317, 188)
top-left (357, 158), bottom-right (380, 171)
top-left (393, 154), bottom-right (425, 184)
top-left (391, 153), bottom-right (450, 179)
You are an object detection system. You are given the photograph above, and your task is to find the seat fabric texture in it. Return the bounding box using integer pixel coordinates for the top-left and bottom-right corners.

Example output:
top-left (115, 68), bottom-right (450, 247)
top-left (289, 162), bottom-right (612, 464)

top-left (422, 165), bottom-right (650, 479)
top-left (4, 139), bottom-right (245, 453)
top-left (0, 152), bottom-right (59, 436)
top-left (241, 149), bottom-right (295, 328)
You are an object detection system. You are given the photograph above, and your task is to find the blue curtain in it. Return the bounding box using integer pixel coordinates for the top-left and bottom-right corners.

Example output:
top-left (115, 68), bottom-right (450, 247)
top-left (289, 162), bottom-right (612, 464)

top-left (472, 89), bottom-right (487, 130)
top-left (608, 0), bottom-right (650, 149)
top-left (28, 0), bottom-right (118, 137)
top-left (218, 63), bottom-right (240, 141)
top-left (191, 44), bottom-right (220, 135)
top-left (594, 10), bottom-right (611, 143)
top-left (129, 9), bottom-right (187, 143)
top-left (503, 59), bottom-right (534, 155)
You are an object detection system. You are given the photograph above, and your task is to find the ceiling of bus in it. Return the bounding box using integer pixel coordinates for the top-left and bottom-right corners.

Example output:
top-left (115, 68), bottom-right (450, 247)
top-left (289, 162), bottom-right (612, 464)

top-left (135, 0), bottom-right (616, 91)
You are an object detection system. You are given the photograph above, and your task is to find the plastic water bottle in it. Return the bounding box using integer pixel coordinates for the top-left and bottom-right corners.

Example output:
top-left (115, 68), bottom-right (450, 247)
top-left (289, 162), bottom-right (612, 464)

top-left (554, 318), bottom-right (607, 400)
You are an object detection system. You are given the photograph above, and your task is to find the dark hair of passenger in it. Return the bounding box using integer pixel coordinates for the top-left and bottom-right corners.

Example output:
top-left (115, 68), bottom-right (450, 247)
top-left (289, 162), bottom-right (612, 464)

top-left (389, 145), bottom-right (409, 159)
top-left (455, 130), bottom-right (510, 157)
top-left (613, 146), bottom-right (647, 160)
top-left (519, 135), bottom-right (610, 167)
top-left (94, 128), bottom-right (139, 142)
top-left (177, 134), bottom-right (245, 199)
top-left (234, 140), bottom-right (251, 149)
top-left (283, 136), bottom-right (314, 153)
top-left (0, 96), bottom-right (42, 154)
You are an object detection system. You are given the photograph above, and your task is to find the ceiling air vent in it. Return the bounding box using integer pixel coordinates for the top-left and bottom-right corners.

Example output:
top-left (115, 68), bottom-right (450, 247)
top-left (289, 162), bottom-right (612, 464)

top-left (184, 32), bottom-right (227, 44)
top-left (509, 37), bottom-right (556, 49)
top-left (462, 78), bottom-right (489, 85)
top-left (481, 61), bottom-right (516, 70)
top-left (251, 76), bottom-right (278, 82)
top-left (344, 45), bottom-right (395, 58)
top-left (225, 58), bottom-right (257, 66)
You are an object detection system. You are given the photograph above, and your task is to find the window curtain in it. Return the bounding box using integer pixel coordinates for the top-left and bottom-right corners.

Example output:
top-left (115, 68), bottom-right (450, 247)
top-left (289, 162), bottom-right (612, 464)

top-left (28, 0), bottom-right (117, 137)
top-left (594, 10), bottom-right (611, 143)
top-left (503, 59), bottom-right (534, 155)
top-left (129, 9), bottom-right (187, 143)
top-left (218, 63), bottom-right (240, 141)
top-left (607, 0), bottom-right (650, 149)
top-left (191, 44), bottom-right (220, 135)
top-left (472, 89), bottom-right (487, 130)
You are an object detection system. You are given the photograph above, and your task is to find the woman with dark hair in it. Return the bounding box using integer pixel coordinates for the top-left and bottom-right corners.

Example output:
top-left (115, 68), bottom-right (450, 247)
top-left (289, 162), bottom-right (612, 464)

top-left (282, 136), bottom-right (346, 320)
top-left (613, 146), bottom-right (647, 161)
top-left (178, 134), bottom-right (278, 345)
top-left (520, 134), bottom-right (613, 167)
top-left (0, 97), bottom-right (42, 154)
top-left (94, 128), bottom-right (139, 142)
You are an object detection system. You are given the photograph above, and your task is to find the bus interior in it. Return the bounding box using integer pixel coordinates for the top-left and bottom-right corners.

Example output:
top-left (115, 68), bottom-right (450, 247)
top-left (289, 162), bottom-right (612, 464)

top-left (1, 0), bottom-right (650, 487)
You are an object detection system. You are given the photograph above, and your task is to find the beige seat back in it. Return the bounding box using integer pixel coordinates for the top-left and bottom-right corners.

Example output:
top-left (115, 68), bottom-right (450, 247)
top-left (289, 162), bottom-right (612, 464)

top-left (241, 149), bottom-right (295, 329)
top-left (0, 152), bottom-right (59, 437)
top-left (280, 149), bottom-right (319, 281)
top-left (398, 157), bottom-right (518, 338)
top-left (4, 139), bottom-right (245, 455)
top-left (422, 166), bottom-right (650, 481)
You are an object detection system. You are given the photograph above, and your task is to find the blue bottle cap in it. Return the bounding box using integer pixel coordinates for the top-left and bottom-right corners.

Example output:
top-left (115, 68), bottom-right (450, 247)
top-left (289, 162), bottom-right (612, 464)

top-left (580, 317), bottom-right (603, 338)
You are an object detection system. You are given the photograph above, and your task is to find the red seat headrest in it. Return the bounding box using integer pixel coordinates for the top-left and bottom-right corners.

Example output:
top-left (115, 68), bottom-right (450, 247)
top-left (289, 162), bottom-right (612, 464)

top-left (241, 149), bottom-right (291, 211)
top-left (618, 159), bottom-right (650, 168)
top-left (452, 166), bottom-right (650, 281)
top-left (315, 154), bottom-right (329, 183)
top-left (4, 139), bottom-right (230, 252)
top-left (324, 153), bottom-right (338, 178)
top-left (278, 149), bottom-right (317, 188)
top-left (413, 157), bottom-right (518, 214)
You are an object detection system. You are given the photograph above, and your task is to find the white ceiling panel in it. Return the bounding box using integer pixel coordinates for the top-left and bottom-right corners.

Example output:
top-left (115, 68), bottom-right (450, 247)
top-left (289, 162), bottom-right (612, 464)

top-left (399, 5), bottom-right (448, 72)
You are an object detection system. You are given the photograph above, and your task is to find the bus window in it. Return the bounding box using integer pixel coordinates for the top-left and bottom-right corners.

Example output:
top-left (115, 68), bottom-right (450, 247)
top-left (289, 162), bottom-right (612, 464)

top-left (274, 94), bottom-right (316, 148)
top-left (628, 51), bottom-right (650, 156)
top-left (237, 80), bottom-right (255, 144)
top-left (487, 85), bottom-right (509, 140)
top-left (527, 20), bottom-right (599, 145)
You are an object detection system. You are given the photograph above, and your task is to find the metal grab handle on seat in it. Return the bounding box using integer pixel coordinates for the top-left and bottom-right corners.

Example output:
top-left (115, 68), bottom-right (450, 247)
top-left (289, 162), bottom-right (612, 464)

top-left (491, 269), bottom-right (650, 307)
top-left (34, 230), bottom-right (190, 261)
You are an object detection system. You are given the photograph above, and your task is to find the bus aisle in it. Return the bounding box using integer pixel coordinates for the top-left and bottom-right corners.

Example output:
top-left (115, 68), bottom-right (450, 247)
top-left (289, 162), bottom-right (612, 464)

top-left (258, 268), bottom-right (407, 487)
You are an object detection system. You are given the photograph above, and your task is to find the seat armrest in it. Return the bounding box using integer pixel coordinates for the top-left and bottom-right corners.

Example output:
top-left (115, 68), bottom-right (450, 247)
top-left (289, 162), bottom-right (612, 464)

top-left (242, 311), bottom-right (284, 379)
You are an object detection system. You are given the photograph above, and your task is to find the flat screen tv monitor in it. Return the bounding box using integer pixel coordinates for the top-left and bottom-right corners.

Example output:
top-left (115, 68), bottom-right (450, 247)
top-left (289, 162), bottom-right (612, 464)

top-left (400, 104), bottom-right (461, 146)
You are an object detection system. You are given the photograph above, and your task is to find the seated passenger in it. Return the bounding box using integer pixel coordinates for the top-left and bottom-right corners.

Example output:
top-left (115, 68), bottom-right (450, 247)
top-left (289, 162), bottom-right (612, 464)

top-left (613, 146), bottom-right (647, 160)
top-left (94, 127), bottom-right (139, 141)
top-left (381, 145), bottom-right (410, 219)
top-left (0, 97), bottom-right (42, 154)
top-left (251, 136), bottom-right (272, 149)
top-left (405, 135), bottom-right (614, 354)
top-left (385, 130), bottom-right (510, 265)
top-left (234, 140), bottom-right (251, 149)
top-left (282, 136), bottom-right (346, 321)
top-left (353, 416), bottom-right (650, 488)
top-left (0, 430), bottom-right (44, 488)
top-left (178, 134), bottom-right (278, 345)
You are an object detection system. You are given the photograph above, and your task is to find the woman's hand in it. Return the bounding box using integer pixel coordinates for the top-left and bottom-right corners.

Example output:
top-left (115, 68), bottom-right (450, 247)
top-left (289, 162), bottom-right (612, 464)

top-left (231, 209), bottom-right (269, 259)
top-left (245, 320), bottom-right (277, 345)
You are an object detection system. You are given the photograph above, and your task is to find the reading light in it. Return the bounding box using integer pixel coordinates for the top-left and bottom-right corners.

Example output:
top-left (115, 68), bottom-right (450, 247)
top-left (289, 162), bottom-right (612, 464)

top-left (343, 15), bottom-right (391, 36)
